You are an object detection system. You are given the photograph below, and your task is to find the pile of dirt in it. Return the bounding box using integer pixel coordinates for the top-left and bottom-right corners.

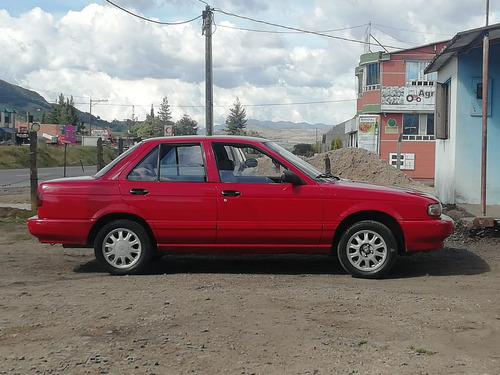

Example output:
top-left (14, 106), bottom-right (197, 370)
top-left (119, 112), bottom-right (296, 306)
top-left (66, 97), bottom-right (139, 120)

top-left (306, 148), bottom-right (433, 194)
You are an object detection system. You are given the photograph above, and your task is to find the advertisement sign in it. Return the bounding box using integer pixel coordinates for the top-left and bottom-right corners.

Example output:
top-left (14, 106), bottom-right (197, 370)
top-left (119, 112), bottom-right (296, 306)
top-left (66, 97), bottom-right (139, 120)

top-left (381, 85), bottom-right (435, 111)
top-left (91, 128), bottom-right (110, 140)
top-left (358, 115), bottom-right (379, 153)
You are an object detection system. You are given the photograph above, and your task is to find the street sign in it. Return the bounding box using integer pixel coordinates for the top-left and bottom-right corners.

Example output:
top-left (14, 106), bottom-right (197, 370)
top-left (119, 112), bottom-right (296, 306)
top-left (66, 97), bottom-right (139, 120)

top-left (164, 125), bottom-right (173, 136)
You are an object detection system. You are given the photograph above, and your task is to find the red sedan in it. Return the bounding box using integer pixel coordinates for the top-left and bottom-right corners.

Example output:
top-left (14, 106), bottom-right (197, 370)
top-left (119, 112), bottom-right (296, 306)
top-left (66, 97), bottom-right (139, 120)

top-left (27, 136), bottom-right (453, 278)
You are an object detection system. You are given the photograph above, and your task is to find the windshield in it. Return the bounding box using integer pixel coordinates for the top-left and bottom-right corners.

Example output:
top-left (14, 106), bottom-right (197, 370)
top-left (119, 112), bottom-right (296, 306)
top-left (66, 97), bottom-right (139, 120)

top-left (94, 141), bottom-right (144, 178)
top-left (264, 141), bottom-right (322, 179)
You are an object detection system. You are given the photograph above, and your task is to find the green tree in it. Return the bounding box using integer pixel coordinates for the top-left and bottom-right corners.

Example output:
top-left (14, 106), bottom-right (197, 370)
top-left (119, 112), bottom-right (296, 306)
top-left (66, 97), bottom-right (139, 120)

top-left (175, 114), bottom-right (198, 135)
top-left (330, 137), bottom-right (343, 150)
top-left (41, 93), bottom-right (80, 128)
top-left (136, 106), bottom-right (163, 138)
top-left (158, 97), bottom-right (174, 127)
top-left (225, 97), bottom-right (247, 135)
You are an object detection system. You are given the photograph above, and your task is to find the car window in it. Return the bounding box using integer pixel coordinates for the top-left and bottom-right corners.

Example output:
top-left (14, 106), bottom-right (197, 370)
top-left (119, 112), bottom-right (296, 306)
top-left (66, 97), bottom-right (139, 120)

top-left (213, 143), bottom-right (286, 183)
top-left (95, 141), bottom-right (143, 177)
top-left (128, 143), bottom-right (206, 182)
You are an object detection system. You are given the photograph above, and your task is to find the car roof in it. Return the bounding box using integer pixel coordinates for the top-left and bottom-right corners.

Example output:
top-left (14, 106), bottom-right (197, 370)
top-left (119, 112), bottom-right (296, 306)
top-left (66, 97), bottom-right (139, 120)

top-left (142, 135), bottom-right (269, 143)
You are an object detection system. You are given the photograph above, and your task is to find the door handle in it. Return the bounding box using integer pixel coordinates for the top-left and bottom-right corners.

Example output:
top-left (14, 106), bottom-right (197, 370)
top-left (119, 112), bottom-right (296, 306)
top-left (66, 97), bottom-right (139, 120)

top-left (130, 188), bottom-right (149, 195)
top-left (221, 190), bottom-right (241, 197)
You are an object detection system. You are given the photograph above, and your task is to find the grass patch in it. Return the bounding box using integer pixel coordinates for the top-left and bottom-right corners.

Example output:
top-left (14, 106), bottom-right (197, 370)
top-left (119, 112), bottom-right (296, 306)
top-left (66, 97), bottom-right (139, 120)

top-left (0, 145), bottom-right (119, 169)
top-left (0, 208), bottom-right (36, 223)
top-left (408, 345), bottom-right (436, 355)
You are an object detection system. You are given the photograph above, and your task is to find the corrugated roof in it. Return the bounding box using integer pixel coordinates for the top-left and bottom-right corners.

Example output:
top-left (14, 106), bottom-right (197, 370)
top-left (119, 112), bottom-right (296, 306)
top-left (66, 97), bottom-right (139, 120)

top-left (425, 23), bottom-right (500, 73)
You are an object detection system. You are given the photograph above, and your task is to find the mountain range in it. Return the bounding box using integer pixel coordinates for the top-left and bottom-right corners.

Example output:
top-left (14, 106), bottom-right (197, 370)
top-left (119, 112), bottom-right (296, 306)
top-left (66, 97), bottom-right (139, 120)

top-left (0, 78), bottom-right (342, 144)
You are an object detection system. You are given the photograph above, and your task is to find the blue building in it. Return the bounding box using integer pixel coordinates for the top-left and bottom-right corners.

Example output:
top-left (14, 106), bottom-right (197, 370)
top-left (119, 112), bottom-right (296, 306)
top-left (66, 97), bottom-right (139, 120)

top-left (425, 23), bottom-right (500, 205)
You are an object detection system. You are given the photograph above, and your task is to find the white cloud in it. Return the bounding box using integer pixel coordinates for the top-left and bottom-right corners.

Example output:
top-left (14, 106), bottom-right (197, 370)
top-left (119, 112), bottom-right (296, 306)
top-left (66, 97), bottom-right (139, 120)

top-left (1, 0), bottom-right (500, 130)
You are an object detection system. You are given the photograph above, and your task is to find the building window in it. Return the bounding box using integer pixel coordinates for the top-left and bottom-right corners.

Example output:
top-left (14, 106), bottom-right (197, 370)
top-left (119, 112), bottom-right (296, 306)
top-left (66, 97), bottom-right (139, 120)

top-left (403, 114), bottom-right (419, 135)
top-left (406, 61), bottom-right (437, 84)
top-left (366, 63), bottom-right (380, 85)
top-left (426, 113), bottom-right (434, 135)
top-left (364, 62), bottom-right (380, 91)
top-left (435, 81), bottom-right (450, 139)
top-left (403, 113), bottom-right (435, 140)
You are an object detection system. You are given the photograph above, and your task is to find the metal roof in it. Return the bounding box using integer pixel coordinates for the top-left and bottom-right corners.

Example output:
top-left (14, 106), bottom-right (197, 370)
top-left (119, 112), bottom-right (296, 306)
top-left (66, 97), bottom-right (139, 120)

top-left (425, 22), bottom-right (500, 73)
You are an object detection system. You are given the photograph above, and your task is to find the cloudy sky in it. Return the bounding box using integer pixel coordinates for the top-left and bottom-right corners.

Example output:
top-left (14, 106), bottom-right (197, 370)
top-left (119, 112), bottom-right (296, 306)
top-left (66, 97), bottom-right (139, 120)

top-left (1, 0), bottom-right (498, 130)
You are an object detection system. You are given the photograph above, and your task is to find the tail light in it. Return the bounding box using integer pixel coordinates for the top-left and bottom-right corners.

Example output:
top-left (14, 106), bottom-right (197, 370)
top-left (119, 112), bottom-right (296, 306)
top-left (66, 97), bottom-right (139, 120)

top-left (36, 191), bottom-right (43, 208)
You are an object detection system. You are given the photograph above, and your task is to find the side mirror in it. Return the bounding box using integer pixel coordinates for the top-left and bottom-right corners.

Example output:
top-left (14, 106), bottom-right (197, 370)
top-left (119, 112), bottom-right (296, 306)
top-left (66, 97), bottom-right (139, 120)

top-left (281, 170), bottom-right (306, 185)
top-left (245, 158), bottom-right (258, 168)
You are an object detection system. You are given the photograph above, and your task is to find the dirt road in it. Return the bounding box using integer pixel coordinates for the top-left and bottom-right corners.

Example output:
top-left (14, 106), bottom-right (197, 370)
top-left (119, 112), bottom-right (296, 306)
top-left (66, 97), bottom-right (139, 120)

top-left (1, 204), bottom-right (499, 374)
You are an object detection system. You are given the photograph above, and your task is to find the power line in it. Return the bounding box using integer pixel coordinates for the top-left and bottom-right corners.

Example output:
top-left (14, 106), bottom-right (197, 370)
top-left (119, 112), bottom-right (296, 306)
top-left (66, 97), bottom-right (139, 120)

top-left (76, 99), bottom-right (356, 111)
top-left (103, 0), bottom-right (202, 25)
top-left (217, 23), bottom-right (368, 35)
top-left (214, 8), bottom-right (405, 50)
top-left (372, 23), bottom-right (454, 37)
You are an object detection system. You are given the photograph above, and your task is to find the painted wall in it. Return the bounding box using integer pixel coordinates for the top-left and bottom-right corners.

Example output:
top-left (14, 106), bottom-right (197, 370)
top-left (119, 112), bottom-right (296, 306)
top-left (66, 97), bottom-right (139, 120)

top-left (435, 42), bottom-right (500, 204)
top-left (434, 60), bottom-right (458, 203)
top-left (455, 43), bottom-right (500, 204)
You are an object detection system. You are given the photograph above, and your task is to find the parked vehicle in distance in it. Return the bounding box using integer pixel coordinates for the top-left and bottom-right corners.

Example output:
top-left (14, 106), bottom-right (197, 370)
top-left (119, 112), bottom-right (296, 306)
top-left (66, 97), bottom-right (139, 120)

top-left (27, 136), bottom-right (454, 278)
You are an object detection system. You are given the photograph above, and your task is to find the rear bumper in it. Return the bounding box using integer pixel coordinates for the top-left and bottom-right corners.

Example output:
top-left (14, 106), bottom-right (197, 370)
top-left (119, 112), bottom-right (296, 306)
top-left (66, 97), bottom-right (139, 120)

top-left (27, 216), bottom-right (91, 245)
top-left (402, 214), bottom-right (454, 252)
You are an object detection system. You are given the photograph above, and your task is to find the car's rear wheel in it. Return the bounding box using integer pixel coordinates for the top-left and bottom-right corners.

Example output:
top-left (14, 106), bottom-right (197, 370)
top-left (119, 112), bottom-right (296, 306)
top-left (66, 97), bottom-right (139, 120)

top-left (337, 220), bottom-right (398, 279)
top-left (94, 219), bottom-right (152, 275)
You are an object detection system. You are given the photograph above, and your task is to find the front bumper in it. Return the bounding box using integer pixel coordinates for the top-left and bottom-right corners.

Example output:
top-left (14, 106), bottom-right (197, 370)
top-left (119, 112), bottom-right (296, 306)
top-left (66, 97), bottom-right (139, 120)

top-left (401, 214), bottom-right (454, 252)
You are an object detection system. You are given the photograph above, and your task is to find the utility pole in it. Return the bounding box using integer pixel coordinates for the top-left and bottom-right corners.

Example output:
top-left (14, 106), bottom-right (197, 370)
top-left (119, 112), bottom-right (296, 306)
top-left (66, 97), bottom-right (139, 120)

top-left (480, 0), bottom-right (490, 217)
top-left (89, 98), bottom-right (108, 136)
top-left (202, 5), bottom-right (214, 136)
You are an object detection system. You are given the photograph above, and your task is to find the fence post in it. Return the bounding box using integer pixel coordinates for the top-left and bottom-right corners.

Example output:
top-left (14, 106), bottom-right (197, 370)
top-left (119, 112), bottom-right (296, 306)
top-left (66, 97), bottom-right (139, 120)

top-left (118, 137), bottom-right (124, 154)
top-left (29, 132), bottom-right (38, 211)
top-left (97, 138), bottom-right (104, 171)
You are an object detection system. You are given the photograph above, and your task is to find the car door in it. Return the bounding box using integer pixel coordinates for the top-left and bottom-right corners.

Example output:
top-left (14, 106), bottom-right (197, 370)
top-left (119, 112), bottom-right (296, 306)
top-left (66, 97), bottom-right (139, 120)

top-left (120, 142), bottom-right (217, 250)
top-left (212, 142), bottom-right (323, 252)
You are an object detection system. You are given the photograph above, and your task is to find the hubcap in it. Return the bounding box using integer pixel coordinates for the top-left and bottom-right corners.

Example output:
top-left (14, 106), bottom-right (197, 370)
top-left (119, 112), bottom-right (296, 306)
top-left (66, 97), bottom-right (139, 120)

top-left (102, 228), bottom-right (142, 269)
top-left (346, 230), bottom-right (387, 271)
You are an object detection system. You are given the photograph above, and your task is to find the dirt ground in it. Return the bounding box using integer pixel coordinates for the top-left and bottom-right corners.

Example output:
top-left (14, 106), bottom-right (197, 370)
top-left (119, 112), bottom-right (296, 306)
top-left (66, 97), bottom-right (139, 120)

top-left (1, 149), bottom-right (499, 375)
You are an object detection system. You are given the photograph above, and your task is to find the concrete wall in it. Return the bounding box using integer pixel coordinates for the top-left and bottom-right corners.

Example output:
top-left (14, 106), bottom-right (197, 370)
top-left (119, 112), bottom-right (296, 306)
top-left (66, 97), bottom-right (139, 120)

top-left (434, 59), bottom-right (458, 203)
top-left (435, 42), bottom-right (500, 204)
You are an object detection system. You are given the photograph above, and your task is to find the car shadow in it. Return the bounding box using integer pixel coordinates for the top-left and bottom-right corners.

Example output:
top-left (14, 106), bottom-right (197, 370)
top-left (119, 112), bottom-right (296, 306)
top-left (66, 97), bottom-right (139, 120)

top-left (390, 246), bottom-right (490, 278)
top-left (73, 246), bottom-right (490, 278)
top-left (145, 254), bottom-right (344, 276)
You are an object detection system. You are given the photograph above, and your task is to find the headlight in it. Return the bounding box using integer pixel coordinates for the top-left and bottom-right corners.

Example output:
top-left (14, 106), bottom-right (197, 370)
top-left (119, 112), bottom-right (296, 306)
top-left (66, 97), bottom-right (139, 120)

top-left (427, 203), bottom-right (442, 217)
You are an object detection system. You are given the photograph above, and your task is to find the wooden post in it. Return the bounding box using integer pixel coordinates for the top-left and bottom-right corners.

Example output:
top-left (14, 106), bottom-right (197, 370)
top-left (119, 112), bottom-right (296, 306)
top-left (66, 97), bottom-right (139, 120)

top-left (29, 132), bottom-right (38, 211)
top-left (97, 138), bottom-right (104, 172)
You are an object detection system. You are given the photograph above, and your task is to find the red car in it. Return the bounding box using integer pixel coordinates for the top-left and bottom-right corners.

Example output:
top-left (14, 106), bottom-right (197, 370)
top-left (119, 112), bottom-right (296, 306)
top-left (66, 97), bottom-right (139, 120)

top-left (27, 136), bottom-right (453, 278)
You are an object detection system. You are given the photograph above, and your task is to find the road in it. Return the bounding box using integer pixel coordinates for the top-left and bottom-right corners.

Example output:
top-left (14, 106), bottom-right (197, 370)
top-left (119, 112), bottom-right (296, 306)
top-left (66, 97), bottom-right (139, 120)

top-left (0, 165), bottom-right (97, 189)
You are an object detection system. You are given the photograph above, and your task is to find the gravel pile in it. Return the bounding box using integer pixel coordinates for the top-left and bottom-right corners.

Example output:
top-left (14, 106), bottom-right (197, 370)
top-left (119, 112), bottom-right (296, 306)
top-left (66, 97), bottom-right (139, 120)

top-left (306, 148), bottom-right (433, 194)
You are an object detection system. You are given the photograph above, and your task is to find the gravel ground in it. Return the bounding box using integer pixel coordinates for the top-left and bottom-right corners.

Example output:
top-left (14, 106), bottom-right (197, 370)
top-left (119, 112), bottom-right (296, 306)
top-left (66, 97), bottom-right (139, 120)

top-left (0, 149), bottom-right (499, 374)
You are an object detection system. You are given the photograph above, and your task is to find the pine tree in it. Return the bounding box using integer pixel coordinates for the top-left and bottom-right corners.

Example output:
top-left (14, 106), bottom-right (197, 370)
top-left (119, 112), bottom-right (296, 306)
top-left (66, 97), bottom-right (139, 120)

top-left (158, 97), bottom-right (174, 126)
top-left (42, 93), bottom-right (80, 127)
top-left (175, 114), bottom-right (198, 135)
top-left (225, 98), bottom-right (247, 135)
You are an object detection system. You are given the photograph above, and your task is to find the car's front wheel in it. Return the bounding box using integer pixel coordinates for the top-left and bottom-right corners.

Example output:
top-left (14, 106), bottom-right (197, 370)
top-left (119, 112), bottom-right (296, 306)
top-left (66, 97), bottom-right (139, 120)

top-left (337, 220), bottom-right (398, 279)
top-left (94, 219), bottom-right (152, 275)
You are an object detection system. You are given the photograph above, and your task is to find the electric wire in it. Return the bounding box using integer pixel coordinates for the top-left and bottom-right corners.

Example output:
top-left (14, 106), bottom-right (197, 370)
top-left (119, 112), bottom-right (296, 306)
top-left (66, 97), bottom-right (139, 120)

top-left (103, 0), bottom-right (202, 25)
top-left (217, 23), bottom-right (368, 35)
top-left (213, 8), bottom-right (405, 50)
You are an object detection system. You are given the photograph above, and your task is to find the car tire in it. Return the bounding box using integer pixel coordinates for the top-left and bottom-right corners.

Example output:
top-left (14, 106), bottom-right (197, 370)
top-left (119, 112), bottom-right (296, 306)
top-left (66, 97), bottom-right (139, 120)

top-left (94, 219), bottom-right (152, 275)
top-left (337, 220), bottom-right (398, 279)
